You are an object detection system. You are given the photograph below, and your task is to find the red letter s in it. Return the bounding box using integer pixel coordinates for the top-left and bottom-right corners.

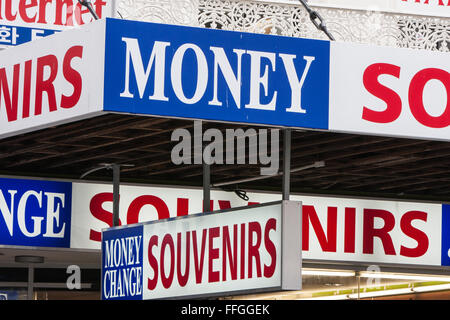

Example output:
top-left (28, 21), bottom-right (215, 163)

top-left (264, 218), bottom-right (277, 278)
top-left (400, 211), bottom-right (429, 258)
top-left (89, 192), bottom-right (121, 242)
top-left (61, 45), bottom-right (83, 109)
top-left (362, 63), bottom-right (402, 124)
top-left (147, 235), bottom-right (159, 290)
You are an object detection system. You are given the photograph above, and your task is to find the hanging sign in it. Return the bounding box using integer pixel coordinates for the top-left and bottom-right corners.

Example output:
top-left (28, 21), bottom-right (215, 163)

top-left (101, 201), bottom-right (302, 300)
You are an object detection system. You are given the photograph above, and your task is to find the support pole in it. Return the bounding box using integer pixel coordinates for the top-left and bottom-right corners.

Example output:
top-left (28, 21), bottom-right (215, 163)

top-left (27, 265), bottom-right (34, 300)
top-left (356, 271), bottom-right (361, 300)
top-left (112, 163), bottom-right (120, 227)
top-left (80, 163), bottom-right (133, 227)
top-left (282, 129), bottom-right (292, 200)
top-left (203, 161), bottom-right (211, 212)
top-left (203, 124), bottom-right (211, 212)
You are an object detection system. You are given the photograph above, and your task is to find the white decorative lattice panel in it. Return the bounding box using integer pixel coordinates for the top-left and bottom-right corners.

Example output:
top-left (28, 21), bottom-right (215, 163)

top-left (117, 0), bottom-right (200, 26)
top-left (116, 0), bottom-right (450, 51)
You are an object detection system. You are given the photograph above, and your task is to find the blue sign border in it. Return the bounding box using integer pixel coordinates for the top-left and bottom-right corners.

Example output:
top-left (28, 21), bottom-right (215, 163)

top-left (441, 204), bottom-right (450, 266)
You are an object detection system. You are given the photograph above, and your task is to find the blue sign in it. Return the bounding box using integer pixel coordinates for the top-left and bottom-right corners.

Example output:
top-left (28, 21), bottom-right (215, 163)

top-left (102, 225), bottom-right (143, 300)
top-left (0, 177), bottom-right (72, 248)
top-left (0, 24), bottom-right (58, 46)
top-left (442, 204), bottom-right (450, 266)
top-left (103, 18), bottom-right (330, 130)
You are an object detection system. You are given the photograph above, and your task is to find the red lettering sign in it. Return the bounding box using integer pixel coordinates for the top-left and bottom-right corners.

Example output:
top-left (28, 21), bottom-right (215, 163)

top-left (146, 221), bottom-right (277, 289)
top-left (0, 45), bottom-right (84, 122)
top-left (88, 192), bottom-right (432, 261)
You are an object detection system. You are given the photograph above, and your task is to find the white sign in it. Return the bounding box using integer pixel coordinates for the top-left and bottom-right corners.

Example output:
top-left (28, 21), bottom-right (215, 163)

top-left (0, 19), bottom-right (105, 139)
top-left (263, 0), bottom-right (450, 18)
top-left (71, 181), bottom-right (447, 267)
top-left (329, 41), bottom-right (450, 141)
top-left (101, 201), bottom-right (302, 299)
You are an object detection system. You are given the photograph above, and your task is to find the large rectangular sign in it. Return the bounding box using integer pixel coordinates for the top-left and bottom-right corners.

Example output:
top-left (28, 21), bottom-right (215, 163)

top-left (72, 182), bottom-right (450, 267)
top-left (0, 0), bottom-right (116, 48)
top-left (101, 201), bottom-right (302, 300)
top-left (0, 177), bottom-right (72, 247)
top-left (1, 176), bottom-right (449, 267)
top-left (103, 19), bottom-right (330, 130)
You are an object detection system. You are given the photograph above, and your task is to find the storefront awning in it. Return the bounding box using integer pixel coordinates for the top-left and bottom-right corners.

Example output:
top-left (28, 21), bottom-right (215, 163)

top-left (0, 18), bottom-right (449, 202)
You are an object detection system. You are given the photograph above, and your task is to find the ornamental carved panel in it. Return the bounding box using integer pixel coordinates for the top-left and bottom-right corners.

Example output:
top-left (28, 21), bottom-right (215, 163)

top-left (116, 0), bottom-right (450, 52)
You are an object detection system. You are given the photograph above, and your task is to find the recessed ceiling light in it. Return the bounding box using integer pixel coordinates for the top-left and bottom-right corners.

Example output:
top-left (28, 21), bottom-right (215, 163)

top-left (15, 255), bottom-right (44, 263)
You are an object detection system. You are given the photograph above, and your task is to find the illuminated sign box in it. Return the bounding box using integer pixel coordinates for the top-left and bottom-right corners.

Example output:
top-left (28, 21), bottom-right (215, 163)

top-left (101, 201), bottom-right (302, 300)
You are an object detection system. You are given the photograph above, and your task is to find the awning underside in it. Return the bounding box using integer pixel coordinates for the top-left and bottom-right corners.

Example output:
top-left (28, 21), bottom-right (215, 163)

top-left (1, 113), bottom-right (449, 202)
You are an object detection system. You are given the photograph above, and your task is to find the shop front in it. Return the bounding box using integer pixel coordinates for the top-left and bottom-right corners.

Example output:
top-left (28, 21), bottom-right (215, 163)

top-left (1, 176), bottom-right (449, 299)
top-left (0, 14), bottom-right (449, 300)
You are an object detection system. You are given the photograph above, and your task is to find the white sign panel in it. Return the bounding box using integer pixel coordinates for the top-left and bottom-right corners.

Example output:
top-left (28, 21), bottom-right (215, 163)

top-left (299, 195), bottom-right (443, 266)
top-left (71, 181), bottom-right (449, 267)
top-left (101, 201), bottom-right (302, 300)
top-left (329, 41), bottom-right (450, 141)
top-left (0, 19), bottom-right (105, 139)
